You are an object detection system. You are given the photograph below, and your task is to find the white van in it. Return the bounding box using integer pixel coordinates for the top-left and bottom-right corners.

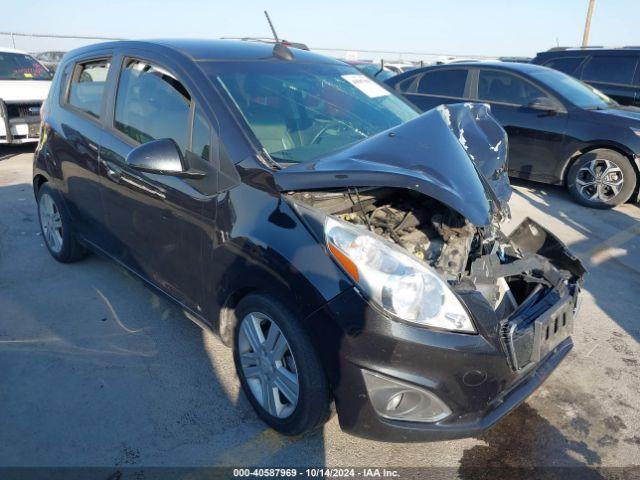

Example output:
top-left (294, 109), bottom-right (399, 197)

top-left (0, 47), bottom-right (52, 145)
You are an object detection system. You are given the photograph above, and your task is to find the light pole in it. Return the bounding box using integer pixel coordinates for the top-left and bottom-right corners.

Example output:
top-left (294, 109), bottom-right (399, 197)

top-left (581, 0), bottom-right (597, 47)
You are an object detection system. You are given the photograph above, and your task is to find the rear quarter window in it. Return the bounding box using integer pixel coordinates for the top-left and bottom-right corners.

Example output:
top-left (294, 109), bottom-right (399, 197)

top-left (416, 69), bottom-right (467, 97)
top-left (581, 55), bottom-right (638, 85)
top-left (542, 57), bottom-right (585, 76)
top-left (394, 74), bottom-right (419, 93)
top-left (66, 59), bottom-right (111, 118)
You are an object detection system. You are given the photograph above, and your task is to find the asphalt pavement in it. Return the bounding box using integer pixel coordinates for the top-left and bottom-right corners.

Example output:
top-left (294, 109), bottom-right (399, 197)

top-left (1, 146), bottom-right (639, 477)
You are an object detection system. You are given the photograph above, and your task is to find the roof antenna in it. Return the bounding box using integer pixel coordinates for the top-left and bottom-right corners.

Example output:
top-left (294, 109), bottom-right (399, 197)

top-left (265, 10), bottom-right (280, 42)
top-left (265, 10), bottom-right (294, 60)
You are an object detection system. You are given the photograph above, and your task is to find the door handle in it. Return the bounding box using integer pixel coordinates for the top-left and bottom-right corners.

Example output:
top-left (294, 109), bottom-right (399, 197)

top-left (106, 166), bottom-right (122, 182)
top-left (119, 175), bottom-right (166, 200)
top-left (100, 159), bottom-right (122, 182)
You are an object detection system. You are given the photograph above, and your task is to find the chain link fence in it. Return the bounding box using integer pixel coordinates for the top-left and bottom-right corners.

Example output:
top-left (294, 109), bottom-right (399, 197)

top-left (0, 32), bottom-right (123, 53)
top-left (0, 31), bottom-right (495, 66)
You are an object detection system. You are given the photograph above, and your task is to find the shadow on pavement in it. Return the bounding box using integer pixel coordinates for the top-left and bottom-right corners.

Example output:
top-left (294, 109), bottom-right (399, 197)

top-left (0, 181), bottom-right (327, 468)
top-left (0, 144), bottom-right (35, 161)
top-left (459, 403), bottom-right (604, 480)
top-left (510, 178), bottom-right (640, 344)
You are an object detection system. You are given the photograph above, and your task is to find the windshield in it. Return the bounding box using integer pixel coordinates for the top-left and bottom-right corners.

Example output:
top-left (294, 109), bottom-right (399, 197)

top-left (204, 61), bottom-right (418, 163)
top-left (530, 68), bottom-right (616, 109)
top-left (0, 52), bottom-right (51, 80)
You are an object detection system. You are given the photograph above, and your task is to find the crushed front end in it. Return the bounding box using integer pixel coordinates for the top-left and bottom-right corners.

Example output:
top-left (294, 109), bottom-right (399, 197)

top-left (280, 103), bottom-right (585, 441)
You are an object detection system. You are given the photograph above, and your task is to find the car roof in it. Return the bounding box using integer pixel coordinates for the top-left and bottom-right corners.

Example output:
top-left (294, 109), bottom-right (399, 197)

top-left (407, 61), bottom-right (549, 74)
top-left (385, 61), bottom-right (555, 86)
top-left (0, 46), bottom-right (30, 55)
top-left (537, 47), bottom-right (640, 55)
top-left (65, 39), bottom-right (342, 64)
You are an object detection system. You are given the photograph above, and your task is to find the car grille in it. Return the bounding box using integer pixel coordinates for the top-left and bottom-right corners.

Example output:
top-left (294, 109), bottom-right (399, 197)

top-left (5, 102), bottom-right (41, 119)
top-left (501, 293), bottom-right (574, 371)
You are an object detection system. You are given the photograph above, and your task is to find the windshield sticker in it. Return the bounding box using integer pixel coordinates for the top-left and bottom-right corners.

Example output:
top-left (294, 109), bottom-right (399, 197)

top-left (342, 74), bottom-right (390, 98)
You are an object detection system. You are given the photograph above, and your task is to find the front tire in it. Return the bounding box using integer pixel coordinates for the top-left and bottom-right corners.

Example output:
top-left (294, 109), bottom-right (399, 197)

top-left (233, 294), bottom-right (331, 436)
top-left (37, 183), bottom-right (87, 263)
top-left (567, 149), bottom-right (636, 208)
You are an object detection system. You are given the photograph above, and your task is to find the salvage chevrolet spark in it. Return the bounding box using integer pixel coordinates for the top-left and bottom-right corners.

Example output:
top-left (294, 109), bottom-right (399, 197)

top-left (34, 40), bottom-right (585, 440)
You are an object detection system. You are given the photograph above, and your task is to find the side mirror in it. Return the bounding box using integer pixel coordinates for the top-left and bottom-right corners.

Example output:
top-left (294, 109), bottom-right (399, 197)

top-left (126, 139), bottom-right (204, 178)
top-left (528, 97), bottom-right (557, 113)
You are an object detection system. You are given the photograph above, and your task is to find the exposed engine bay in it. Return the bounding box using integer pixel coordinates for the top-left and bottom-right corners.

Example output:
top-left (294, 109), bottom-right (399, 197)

top-left (290, 187), bottom-right (585, 321)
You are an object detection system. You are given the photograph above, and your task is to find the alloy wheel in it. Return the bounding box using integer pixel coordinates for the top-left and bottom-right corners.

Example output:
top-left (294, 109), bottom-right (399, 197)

top-left (238, 312), bottom-right (299, 419)
top-left (39, 193), bottom-right (64, 253)
top-left (575, 158), bottom-right (624, 202)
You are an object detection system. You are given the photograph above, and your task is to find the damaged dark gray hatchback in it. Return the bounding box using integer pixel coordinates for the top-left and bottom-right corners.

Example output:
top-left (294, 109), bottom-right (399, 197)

top-left (34, 39), bottom-right (585, 441)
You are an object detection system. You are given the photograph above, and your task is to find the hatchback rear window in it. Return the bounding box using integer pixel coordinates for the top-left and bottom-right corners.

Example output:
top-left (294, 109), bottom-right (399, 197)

top-left (67, 59), bottom-right (111, 118)
top-left (581, 56), bottom-right (638, 85)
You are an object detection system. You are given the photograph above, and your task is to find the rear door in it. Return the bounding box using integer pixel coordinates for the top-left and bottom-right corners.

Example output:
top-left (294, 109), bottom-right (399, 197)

top-left (99, 52), bottom-right (219, 312)
top-left (472, 68), bottom-right (568, 182)
top-left (54, 55), bottom-right (112, 246)
top-left (396, 68), bottom-right (471, 111)
top-left (579, 54), bottom-right (639, 106)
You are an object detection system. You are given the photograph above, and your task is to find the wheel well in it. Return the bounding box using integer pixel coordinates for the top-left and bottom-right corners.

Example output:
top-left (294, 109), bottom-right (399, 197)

top-left (33, 174), bottom-right (47, 195)
top-left (562, 145), bottom-right (639, 186)
top-left (218, 287), bottom-right (258, 348)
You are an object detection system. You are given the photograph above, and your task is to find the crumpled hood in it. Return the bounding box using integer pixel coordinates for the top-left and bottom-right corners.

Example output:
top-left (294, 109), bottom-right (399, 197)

top-left (274, 103), bottom-right (511, 226)
top-left (0, 80), bottom-right (51, 102)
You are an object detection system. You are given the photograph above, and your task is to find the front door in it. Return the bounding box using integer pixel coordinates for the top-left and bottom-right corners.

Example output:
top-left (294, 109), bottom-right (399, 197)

top-left (474, 68), bottom-right (568, 183)
top-left (99, 56), bottom-right (217, 313)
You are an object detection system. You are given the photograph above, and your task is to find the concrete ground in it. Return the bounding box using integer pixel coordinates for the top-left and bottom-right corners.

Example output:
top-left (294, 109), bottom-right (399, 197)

top-left (1, 146), bottom-right (639, 477)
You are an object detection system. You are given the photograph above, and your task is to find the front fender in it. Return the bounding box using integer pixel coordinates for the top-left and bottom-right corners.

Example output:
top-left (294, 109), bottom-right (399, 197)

top-left (204, 173), bottom-right (352, 338)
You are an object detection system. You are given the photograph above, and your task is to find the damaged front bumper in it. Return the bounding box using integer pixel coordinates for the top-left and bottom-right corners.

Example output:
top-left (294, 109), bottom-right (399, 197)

top-left (303, 218), bottom-right (585, 442)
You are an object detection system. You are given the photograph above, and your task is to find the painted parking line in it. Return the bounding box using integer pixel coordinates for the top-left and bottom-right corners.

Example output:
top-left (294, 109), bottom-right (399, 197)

top-left (587, 221), bottom-right (640, 267)
top-left (214, 428), bottom-right (299, 466)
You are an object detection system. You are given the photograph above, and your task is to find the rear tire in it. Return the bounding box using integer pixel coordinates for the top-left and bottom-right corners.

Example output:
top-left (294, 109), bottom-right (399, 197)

top-left (233, 293), bottom-right (331, 436)
top-left (567, 149), bottom-right (636, 208)
top-left (37, 183), bottom-right (87, 263)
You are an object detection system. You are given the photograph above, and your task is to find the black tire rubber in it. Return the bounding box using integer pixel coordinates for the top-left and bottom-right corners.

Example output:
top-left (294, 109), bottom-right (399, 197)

top-left (567, 149), bottom-right (637, 208)
top-left (233, 293), bottom-right (331, 436)
top-left (37, 183), bottom-right (87, 263)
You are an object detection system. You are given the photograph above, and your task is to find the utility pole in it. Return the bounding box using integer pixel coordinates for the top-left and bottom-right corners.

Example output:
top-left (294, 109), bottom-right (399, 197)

top-left (581, 0), bottom-right (596, 47)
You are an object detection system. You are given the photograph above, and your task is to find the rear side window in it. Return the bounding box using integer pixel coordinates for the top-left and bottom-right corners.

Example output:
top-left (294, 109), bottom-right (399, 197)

top-left (395, 74), bottom-right (419, 93)
top-left (416, 69), bottom-right (467, 97)
top-left (114, 59), bottom-right (191, 153)
top-left (581, 56), bottom-right (638, 85)
top-left (67, 59), bottom-right (111, 118)
top-left (542, 57), bottom-right (585, 75)
top-left (477, 70), bottom-right (546, 106)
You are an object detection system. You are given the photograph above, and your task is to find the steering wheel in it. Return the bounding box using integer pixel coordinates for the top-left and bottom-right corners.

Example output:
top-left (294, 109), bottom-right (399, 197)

top-left (311, 121), bottom-right (366, 145)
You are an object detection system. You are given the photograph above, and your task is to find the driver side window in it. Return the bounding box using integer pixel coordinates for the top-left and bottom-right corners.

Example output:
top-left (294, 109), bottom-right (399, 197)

top-left (114, 59), bottom-right (191, 154)
top-left (478, 70), bottom-right (546, 106)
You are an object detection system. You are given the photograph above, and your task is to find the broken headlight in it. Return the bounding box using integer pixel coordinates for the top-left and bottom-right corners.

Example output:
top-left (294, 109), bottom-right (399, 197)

top-left (325, 216), bottom-right (475, 333)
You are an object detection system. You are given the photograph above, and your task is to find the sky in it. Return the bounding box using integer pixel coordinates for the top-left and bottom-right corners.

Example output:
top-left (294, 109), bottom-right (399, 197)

top-left (1, 0), bottom-right (638, 60)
